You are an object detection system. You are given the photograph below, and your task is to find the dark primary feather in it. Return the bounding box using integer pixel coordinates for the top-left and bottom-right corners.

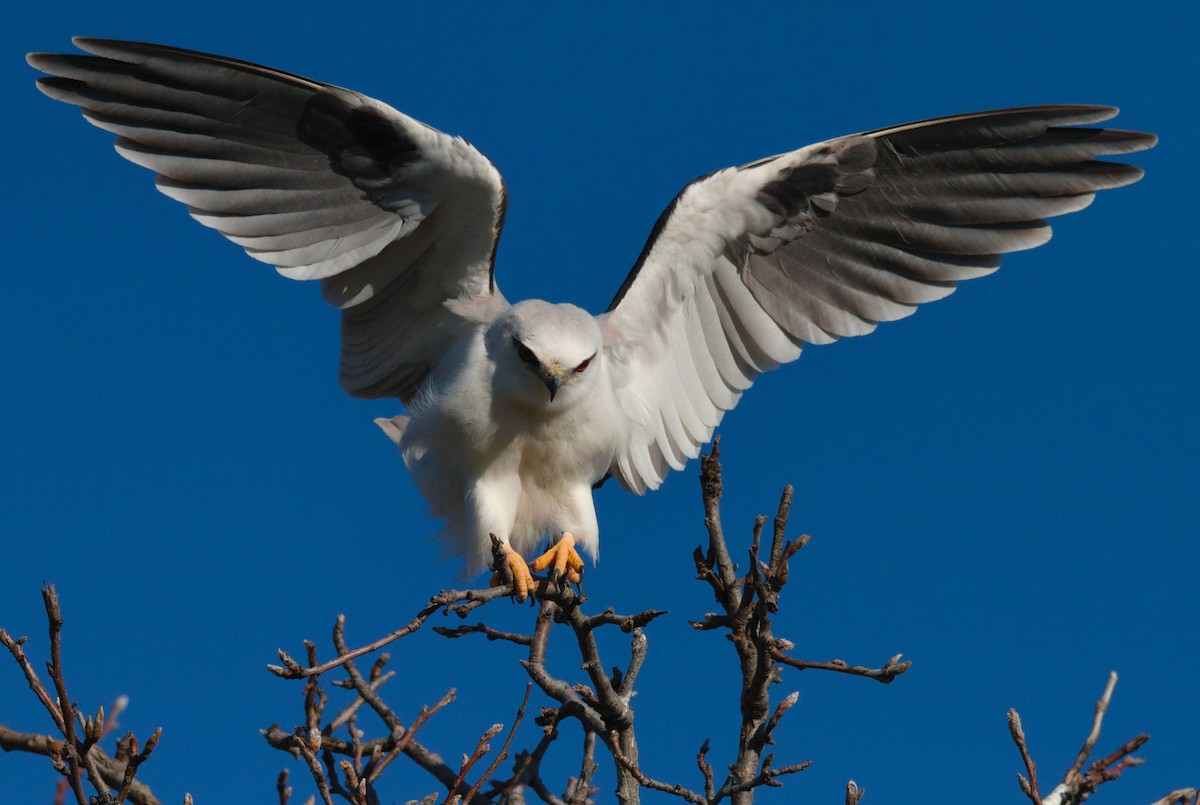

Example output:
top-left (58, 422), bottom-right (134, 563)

top-left (27, 38), bottom-right (429, 275)
top-left (741, 105), bottom-right (1154, 344)
top-left (602, 104), bottom-right (1155, 492)
top-left (27, 37), bottom-right (508, 403)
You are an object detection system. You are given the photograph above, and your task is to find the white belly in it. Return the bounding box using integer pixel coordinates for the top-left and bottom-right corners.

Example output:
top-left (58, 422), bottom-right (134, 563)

top-left (397, 335), bottom-right (626, 574)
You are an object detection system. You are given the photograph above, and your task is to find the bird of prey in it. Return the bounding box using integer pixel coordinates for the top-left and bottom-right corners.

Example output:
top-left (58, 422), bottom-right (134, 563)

top-left (28, 38), bottom-right (1155, 598)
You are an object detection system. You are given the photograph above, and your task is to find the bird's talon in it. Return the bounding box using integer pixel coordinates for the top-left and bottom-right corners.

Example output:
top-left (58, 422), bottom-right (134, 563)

top-left (493, 542), bottom-right (534, 602)
top-left (530, 533), bottom-right (586, 595)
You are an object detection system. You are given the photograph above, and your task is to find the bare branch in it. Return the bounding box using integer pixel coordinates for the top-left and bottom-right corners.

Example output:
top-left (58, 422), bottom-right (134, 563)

top-left (1147, 790), bottom-right (1199, 805)
top-left (434, 623), bottom-right (533, 645)
top-left (0, 724), bottom-right (163, 805)
top-left (696, 740), bottom-right (715, 802)
top-left (366, 689), bottom-right (457, 784)
top-left (1012, 673), bottom-right (1195, 805)
top-left (459, 685), bottom-right (531, 803)
top-left (1066, 671), bottom-right (1118, 781)
top-left (609, 731), bottom-right (705, 804)
top-left (297, 729), bottom-right (336, 805)
top-left (116, 728), bottom-right (161, 805)
top-left (270, 587), bottom-right (515, 679)
top-left (1, 589), bottom-right (164, 805)
top-left (770, 651), bottom-right (911, 684)
top-left (41, 587), bottom-right (90, 805)
top-left (277, 768), bottom-right (292, 805)
top-left (0, 629), bottom-right (66, 733)
top-left (1007, 709), bottom-right (1042, 804)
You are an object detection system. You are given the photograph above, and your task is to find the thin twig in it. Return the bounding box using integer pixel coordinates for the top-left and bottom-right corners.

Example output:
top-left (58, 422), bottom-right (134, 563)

top-left (443, 723), bottom-right (504, 804)
top-left (116, 728), bottom-right (161, 804)
top-left (460, 685), bottom-right (532, 803)
top-left (0, 630), bottom-right (67, 733)
top-left (0, 725), bottom-right (163, 805)
top-left (297, 729), bottom-right (336, 805)
top-left (1066, 671), bottom-right (1118, 781)
top-left (434, 623), bottom-right (534, 645)
top-left (609, 731), bottom-right (705, 804)
top-left (1008, 709), bottom-right (1042, 804)
top-left (366, 689), bottom-right (457, 784)
top-left (770, 650), bottom-right (911, 684)
top-left (42, 587), bottom-right (90, 805)
top-left (270, 587), bottom-right (514, 679)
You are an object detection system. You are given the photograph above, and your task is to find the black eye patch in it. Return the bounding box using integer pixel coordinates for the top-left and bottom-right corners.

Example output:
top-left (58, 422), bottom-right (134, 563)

top-left (513, 338), bottom-right (539, 365)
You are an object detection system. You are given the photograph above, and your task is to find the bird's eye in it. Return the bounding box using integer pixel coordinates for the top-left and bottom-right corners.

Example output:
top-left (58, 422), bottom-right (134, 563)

top-left (574, 359), bottom-right (591, 373)
top-left (516, 342), bottom-right (538, 365)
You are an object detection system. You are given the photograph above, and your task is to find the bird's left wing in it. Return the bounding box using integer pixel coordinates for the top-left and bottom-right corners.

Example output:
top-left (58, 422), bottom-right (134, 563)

top-left (27, 38), bottom-right (509, 402)
top-left (600, 105), bottom-right (1155, 493)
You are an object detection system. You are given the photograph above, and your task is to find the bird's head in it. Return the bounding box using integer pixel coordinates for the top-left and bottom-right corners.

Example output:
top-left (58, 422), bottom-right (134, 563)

top-left (491, 301), bottom-right (601, 405)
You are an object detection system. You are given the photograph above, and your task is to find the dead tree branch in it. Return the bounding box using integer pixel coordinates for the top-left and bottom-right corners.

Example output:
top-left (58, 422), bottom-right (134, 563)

top-left (3, 443), bottom-right (1193, 805)
top-left (1010, 671), bottom-right (1197, 805)
top-left (683, 438), bottom-right (905, 803)
top-left (264, 439), bottom-right (907, 803)
top-left (1, 587), bottom-right (173, 805)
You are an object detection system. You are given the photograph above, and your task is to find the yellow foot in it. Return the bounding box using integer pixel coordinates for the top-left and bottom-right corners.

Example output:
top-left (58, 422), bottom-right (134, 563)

top-left (530, 532), bottom-right (585, 586)
top-left (490, 542), bottom-right (535, 601)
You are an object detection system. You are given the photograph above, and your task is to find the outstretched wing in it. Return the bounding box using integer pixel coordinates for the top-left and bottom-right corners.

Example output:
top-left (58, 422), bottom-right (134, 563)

top-left (601, 105), bottom-right (1155, 493)
top-left (27, 37), bottom-right (508, 402)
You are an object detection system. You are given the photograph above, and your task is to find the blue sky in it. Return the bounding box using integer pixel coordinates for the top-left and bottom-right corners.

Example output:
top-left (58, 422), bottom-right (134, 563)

top-left (3, 3), bottom-right (1197, 803)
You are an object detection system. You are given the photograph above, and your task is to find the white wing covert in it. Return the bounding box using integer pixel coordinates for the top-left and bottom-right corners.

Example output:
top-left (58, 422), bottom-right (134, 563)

top-left (601, 105), bottom-right (1155, 493)
top-left (27, 37), bottom-right (509, 402)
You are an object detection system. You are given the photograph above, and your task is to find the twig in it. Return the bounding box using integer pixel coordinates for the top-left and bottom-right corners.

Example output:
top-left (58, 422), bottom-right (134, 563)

top-left (367, 689), bottom-right (457, 784)
top-left (571, 730), bottom-right (599, 805)
top-left (1013, 673), bottom-right (1195, 805)
top-left (1066, 671), bottom-right (1118, 782)
top-left (0, 724), bottom-right (164, 805)
top-left (115, 728), bottom-right (161, 805)
top-left (270, 587), bottom-right (514, 679)
top-left (1008, 709), bottom-right (1042, 804)
top-left (42, 587), bottom-right (91, 805)
top-left (434, 623), bottom-right (533, 645)
top-left (326, 670), bottom-right (396, 735)
top-left (770, 651), bottom-right (911, 684)
top-left (696, 740), bottom-right (715, 802)
top-left (715, 757), bottom-right (812, 800)
top-left (459, 685), bottom-right (532, 803)
top-left (297, 729), bottom-right (336, 805)
top-left (1147, 790), bottom-right (1199, 805)
top-left (694, 447), bottom-right (822, 804)
top-left (444, 723), bottom-right (504, 804)
top-left (0, 630), bottom-right (66, 733)
top-left (609, 731), bottom-right (705, 804)
top-left (277, 768), bottom-right (292, 805)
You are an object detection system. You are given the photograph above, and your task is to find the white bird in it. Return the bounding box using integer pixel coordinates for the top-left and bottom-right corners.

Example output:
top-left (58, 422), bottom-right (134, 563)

top-left (27, 39), bottom-right (1155, 598)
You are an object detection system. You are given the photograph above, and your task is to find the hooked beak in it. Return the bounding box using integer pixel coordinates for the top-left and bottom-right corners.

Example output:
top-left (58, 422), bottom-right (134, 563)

top-left (538, 366), bottom-right (565, 401)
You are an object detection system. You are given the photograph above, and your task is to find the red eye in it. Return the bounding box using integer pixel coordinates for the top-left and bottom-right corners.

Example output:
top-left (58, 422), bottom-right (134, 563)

top-left (575, 358), bottom-right (590, 373)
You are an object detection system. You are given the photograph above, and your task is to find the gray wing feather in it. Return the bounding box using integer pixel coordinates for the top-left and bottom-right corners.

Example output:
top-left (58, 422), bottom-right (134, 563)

top-left (28, 38), bottom-right (508, 402)
top-left (603, 105), bottom-right (1155, 493)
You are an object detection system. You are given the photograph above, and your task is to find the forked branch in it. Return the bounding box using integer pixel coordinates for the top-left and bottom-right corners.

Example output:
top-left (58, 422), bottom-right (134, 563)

top-left (1009, 672), bottom-right (1197, 805)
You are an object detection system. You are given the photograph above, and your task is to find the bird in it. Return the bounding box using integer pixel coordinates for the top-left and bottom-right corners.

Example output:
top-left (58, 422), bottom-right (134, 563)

top-left (27, 38), bottom-right (1155, 599)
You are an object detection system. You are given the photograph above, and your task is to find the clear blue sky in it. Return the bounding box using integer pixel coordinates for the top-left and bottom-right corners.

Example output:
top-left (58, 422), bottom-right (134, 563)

top-left (4, 3), bottom-right (1196, 803)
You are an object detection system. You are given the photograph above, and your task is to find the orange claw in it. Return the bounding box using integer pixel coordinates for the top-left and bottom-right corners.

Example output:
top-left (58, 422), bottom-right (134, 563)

top-left (530, 532), bottom-right (585, 585)
top-left (490, 542), bottom-right (535, 601)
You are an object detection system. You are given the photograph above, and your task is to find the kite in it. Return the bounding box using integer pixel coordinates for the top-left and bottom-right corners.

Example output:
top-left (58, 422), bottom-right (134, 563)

top-left (28, 39), bottom-right (1155, 598)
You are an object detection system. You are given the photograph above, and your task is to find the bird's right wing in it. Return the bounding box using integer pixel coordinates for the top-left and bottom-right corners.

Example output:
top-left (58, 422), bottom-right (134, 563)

top-left (600, 105), bottom-right (1155, 493)
top-left (28, 37), bottom-right (509, 402)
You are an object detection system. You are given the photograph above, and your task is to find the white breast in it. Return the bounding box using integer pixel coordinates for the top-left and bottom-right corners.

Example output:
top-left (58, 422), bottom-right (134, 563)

top-left (398, 329), bottom-right (627, 572)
